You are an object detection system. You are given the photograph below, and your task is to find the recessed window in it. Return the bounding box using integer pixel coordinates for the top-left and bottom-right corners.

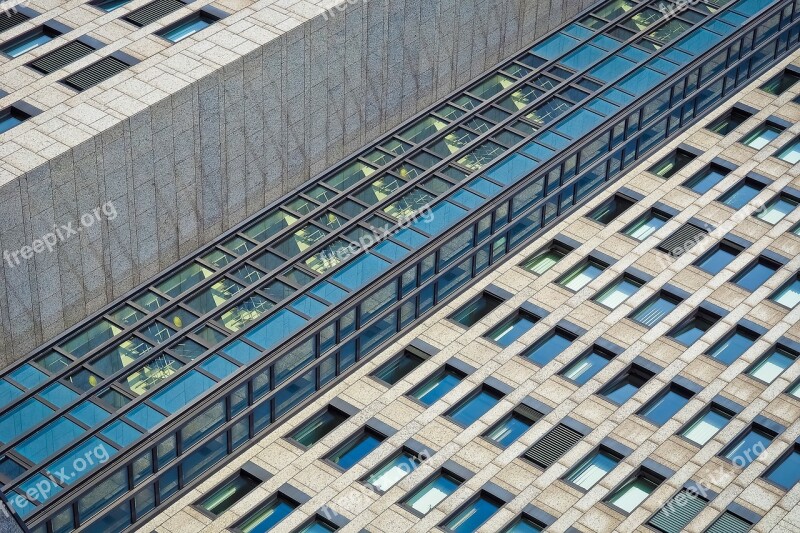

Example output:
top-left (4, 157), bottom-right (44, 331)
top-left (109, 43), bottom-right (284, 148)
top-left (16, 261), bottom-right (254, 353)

top-left (694, 241), bottom-right (741, 274)
top-left (196, 469), bottom-right (261, 516)
top-left (683, 165), bottom-right (729, 194)
top-left (447, 386), bottom-right (503, 426)
top-left (706, 328), bottom-right (758, 364)
top-left (748, 347), bottom-right (797, 384)
top-left (605, 473), bottom-right (659, 513)
top-left (484, 408), bottom-right (537, 447)
top-left (723, 426), bottom-right (774, 467)
top-left (236, 494), bottom-right (298, 533)
top-left (564, 448), bottom-right (621, 490)
top-left (364, 449), bottom-right (419, 492)
top-left (764, 445), bottom-right (800, 490)
top-left (521, 328), bottom-right (575, 366)
top-left (718, 178), bottom-right (765, 209)
top-left (502, 515), bottom-right (545, 533)
top-left (760, 68), bottom-right (800, 95)
top-left (668, 309), bottom-right (719, 346)
top-left (599, 365), bottom-right (654, 404)
top-left (638, 385), bottom-right (693, 425)
top-left (587, 195), bottom-right (634, 224)
top-left (771, 274), bottom-right (800, 308)
top-left (776, 136), bottom-right (800, 164)
top-left (1, 26), bottom-right (60, 58)
top-left (442, 492), bottom-right (502, 532)
top-left (630, 292), bottom-right (681, 327)
top-left (681, 405), bottom-right (734, 445)
top-left (404, 471), bottom-right (461, 515)
top-left (755, 194), bottom-right (798, 224)
top-left (0, 107), bottom-right (30, 135)
top-left (296, 517), bottom-right (339, 533)
top-left (326, 428), bottom-right (384, 470)
top-left (558, 259), bottom-right (606, 291)
top-left (289, 405), bottom-right (348, 447)
top-left (408, 366), bottom-right (464, 406)
top-left (158, 12), bottom-right (219, 43)
top-left (450, 292), bottom-right (503, 327)
top-left (622, 210), bottom-right (670, 240)
top-left (594, 275), bottom-right (643, 309)
top-left (91, 0), bottom-right (132, 11)
top-left (484, 310), bottom-right (538, 347)
top-left (520, 244), bottom-right (569, 275)
top-left (706, 107), bottom-right (752, 135)
top-left (561, 347), bottom-right (614, 385)
top-left (373, 350), bottom-right (425, 385)
top-left (732, 257), bottom-right (780, 291)
top-left (740, 122), bottom-right (784, 149)
top-left (649, 149), bottom-right (696, 178)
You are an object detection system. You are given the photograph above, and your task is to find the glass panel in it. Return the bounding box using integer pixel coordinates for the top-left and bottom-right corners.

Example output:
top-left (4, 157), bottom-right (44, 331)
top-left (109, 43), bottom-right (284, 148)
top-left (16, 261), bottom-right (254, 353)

top-left (406, 473), bottom-right (460, 515)
top-left (324, 161), bottom-right (376, 191)
top-left (607, 476), bottom-right (657, 512)
top-left (327, 430), bottom-right (383, 469)
top-left (522, 330), bottom-right (574, 366)
top-left (2, 30), bottom-right (54, 57)
top-left (760, 69), bottom-right (800, 95)
top-left (640, 388), bottom-right (691, 424)
top-left (374, 351), bottom-right (424, 385)
top-left (161, 15), bottom-right (212, 42)
top-left (148, 370), bottom-right (214, 413)
top-left (670, 314), bottom-right (716, 345)
top-left (749, 348), bottom-right (795, 383)
top-left (448, 388), bottom-right (502, 426)
top-left (155, 263), bottom-right (213, 298)
top-left (565, 450), bottom-right (620, 489)
top-left (719, 180), bottom-right (763, 209)
top-left (59, 320), bottom-right (122, 358)
top-left (695, 243), bottom-right (739, 274)
top-left (589, 195), bottom-right (634, 224)
top-left (756, 196), bottom-right (798, 224)
top-left (777, 138), bottom-right (800, 164)
top-left (772, 278), bottom-right (800, 308)
top-left (682, 407), bottom-right (731, 445)
top-left (631, 295), bottom-right (679, 327)
top-left (503, 516), bottom-right (544, 533)
top-left (561, 349), bottom-right (611, 385)
top-left (198, 470), bottom-right (260, 516)
top-left (724, 428), bottom-right (773, 466)
top-left (741, 123), bottom-right (783, 149)
top-left (707, 329), bottom-right (757, 364)
top-left (649, 150), bottom-right (695, 178)
top-left (450, 293), bottom-right (503, 327)
top-left (409, 367), bottom-right (463, 406)
top-left (444, 494), bottom-right (501, 532)
top-left (520, 248), bottom-right (566, 275)
top-left (239, 496), bottom-right (297, 533)
top-left (484, 311), bottom-right (538, 347)
top-left (398, 116), bottom-right (448, 144)
top-left (684, 166), bottom-right (728, 194)
top-left (733, 258), bottom-right (778, 290)
top-left (764, 449), bottom-right (800, 489)
top-left (559, 261), bottom-right (605, 291)
top-left (364, 450), bottom-right (418, 491)
top-left (484, 412), bottom-right (534, 446)
top-left (707, 107), bottom-right (751, 135)
top-left (594, 277), bottom-right (641, 309)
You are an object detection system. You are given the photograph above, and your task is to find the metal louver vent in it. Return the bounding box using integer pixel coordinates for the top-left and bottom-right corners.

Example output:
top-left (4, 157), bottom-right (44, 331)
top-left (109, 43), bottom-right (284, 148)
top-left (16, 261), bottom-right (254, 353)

top-left (0, 12), bottom-right (29, 34)
top-left (657, 223), bottom-right (708, 256)
top-left (61, 56), bottom-right (129, 92)
top-left (515, 404), bottom-right (544, 424)
top-left (29, 41), bottom-right (96, 74)
top-left (523, 423), bottom-right (582, 468)
top-left (124, 0), bottom-right (185, 27)
top-left (648, 490), bottom-right (707, 533)
top-left (706, 512), bottom-right (753, 533)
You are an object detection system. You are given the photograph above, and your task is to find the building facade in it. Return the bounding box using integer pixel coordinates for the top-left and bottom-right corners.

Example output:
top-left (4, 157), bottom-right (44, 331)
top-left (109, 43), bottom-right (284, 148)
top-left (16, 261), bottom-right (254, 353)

top-left (0, 0), bottom-right (799, 531)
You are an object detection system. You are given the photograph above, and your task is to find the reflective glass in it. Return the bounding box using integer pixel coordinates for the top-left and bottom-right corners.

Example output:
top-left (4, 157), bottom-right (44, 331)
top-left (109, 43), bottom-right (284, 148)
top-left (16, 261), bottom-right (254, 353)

top-left (561, 349), bottom-right (611, 385)
top-left (405, 473), bottom-right (459, 515)
top-left (623, 211), bottom-right (669, 240)
top-left (719, 180), bottom-right (763, 209)
top-left (764, 449), bottom-right (800, 489)
top-left (707, 329), bottom-right (758, 364)
top-left (522, 330), bottom-right (574, 366)
top-left (695, 243), bottom-right (739, 274)
top-left (640, 388), bottom-right (691, 424)
top-left (485, 311), bottom-right (538, 347)
top-left (239, 496), bottom-right (296, 533)
top-left (594, 277), bottom-right (641, 308)
top-left (484, 412), bottom-right (534, 446)
top-left (565, 450), bottom-right (620, 489)
top-left (444, 494), bottom-right (501, 532)
top-left (450, 293), bottom-right (503, 327)
top-left (748, 348), bottom-right (796, 383)
top-left (364, 450), bottom-right (418, 491)
top-left (756, 196), bottom-right (797, 224)
top-left (448, 388), bottom-right (502, 426)
top-left (741, 123), bottom-right (783, 149)
top-left (290, 407), bottom-right (347, 447)
top-left (197, 470), bottom-right (260, 516)
top-left (682, 407), bottom-right (732, 445)
top-left (327, 430), bottom-right (382, 469)
top-left (724, 428), bottom-right (773, 467)
top-left (559, 261), bottom-right (605, 291)
top-left (607, 476), bottom-right (657, 513)
top-left (733, 258), bottom-right (778, 290)
top-left (409, 368), bottom-right (463, 406)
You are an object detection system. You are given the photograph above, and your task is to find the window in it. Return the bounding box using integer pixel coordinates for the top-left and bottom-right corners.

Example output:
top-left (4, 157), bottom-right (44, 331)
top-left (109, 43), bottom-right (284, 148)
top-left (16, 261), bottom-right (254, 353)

top-left (157, 12), bottom-right (219, 42)
top-left (326, 428), bottom-right (384, 470)
top-left (668, 309), bottom-right (719, 345)
top-left (236, 494), bottom-right (298, 533)
top-left (564, 448), bottom-right (621, 490)
top-left (91, 0), bottom-right (132, 11)
top-left (683, 165), bottom-right (729, 194)
top-left (706, 511), bottom-right (754, 533)
top-left (638, 385), bottom-right (693, 424)
top-left (599, 365), bottom-right (654, 404)
top-left (296, 517), bottom-right (339, 532)
top-left (520, 244), bottom-right (569, 275)
top-left (707, 328), bottom-right (758, 364)
top-left (755, 194), bottom-right (798, 224)
top-left (718, 178), bottom-right (765, 209)
top-left (484, 310), bottom-right (538, 347)
top-left (606, 473), bottom-right (659, 513)
top-left (364, 449), bottom-right (419, 492)
top-left (373, 350), bottom-right (425, 385)
top-left (630, 292), bottom-right (681, 327)
top-left (764, 445), bottom-right (800, 489)
top-left (772, 276), bottom-right (800, 308)
top-left (450, 292), bottom-right (503, 327)
top-left (558, 259), bottom-right (606, 291)
top-left (521, 328), bottom-right (575, 366)
top-left (776, 136), bottom-right (800, 164)
top-left (288, 405), bottom-right (348, 447)
top-left (404, 471), bottom-right (461, 515)
top-left (732, 257), bottom-right (780, 291)
top-left (649, 149), bottom-right (696, 178)
top-left (594, 275), bottom-right (643, 309)
top-left (723, 426), bottom-right (774, 467)
top-left (694, 241), bottom-right (741, 274)
top-left (484, 408), bottom-right (537, 447)
top-left (588, 195), bottom-right (634, 224)
top-left (681, 405), bottom-right (734, 445)
top-left (408, 366), bottom-right (464, 406)
top-left (0, 107), bottom-right (30, 135)
top-left (740, 122), bottom-right (784, 149)
top-left (706, 107), bottom-right (752, 135)
top-left (622, 210), bottom-right (669, 240)
top-left (442, 492), bottom-right (502, 532)
top-left (447, 386), bottom-right (503, 426)
top-left (748, 347), bottom-right (797, 384)
top-left (560, 347), bottom-right (613, 385)
top-left (196, 469), bottom-right (261, 516)
top-left (1, 26), bottom-right (60, 57)
top-left (648, 489), bottom-right (709, 533)
top-left (760, 68), bottom-right (800, 95)
top-left (502, 516), bottom-right (545, 532)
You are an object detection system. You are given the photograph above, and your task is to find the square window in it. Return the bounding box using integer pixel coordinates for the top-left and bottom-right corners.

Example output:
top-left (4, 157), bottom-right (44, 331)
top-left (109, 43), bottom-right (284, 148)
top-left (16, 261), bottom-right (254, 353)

top-left (764, 446), bottom-right (800, 489)
top-left (483, 409), bottom-right (537, 447)
top-left (599, 365), bottom-right (654, 404)
top-left (681, 405), bottom-right (733, 446)
top-left (521, 328), bottom-right (576, 366)
top-left (668, 310), bottom-right (719, 345)
top-left (648, 149), bottom-right (696, 178)
top-left (588, 195), bottom-right (635, 224)
top-left (760, 69), bottom-right (800, 95)
top-left (450, 292), bottom-right (503, 327)
top-left (558, 259), bottom-right (606, 291)
top-left (622, 210), bottom-right (670, 240)
top-left (326, 428), bottom-right (385, 470)
top-left (561, 347), bottom-right (614, 385)
top-left (158, 12), bottom-right (219, 43)
top-left (408, 366), bottom-right (464, 406)
top-left (706, 328), bottom-right (758, 364)
top-left (718, 178), bottom-right (765, 209)
top-left (772, 276), bottom-right (800, 308)
top-left (564, 448), bottom-right (621, 490)
top-left (196, 469), bottom-right (261, 516)
top-left (706, 107), bottom-right (752, 135)
top-left (442, 492), bottom-right (502, 532)
top-left (694, 242), bottom-right (741, 274)
top-left (364, 449), bottom-right (420, 492)
top-left (288, 406), bottom-right (348, 447)
top-left (755, 194), bottom-right (798, 224)
top-left (748, 347), bottom-right (797, 384)
top-left (606, 473), bottom-right (659, 513)
top-left (732, 257), bottom-right (779, 291)
top-left (683, 165), bottom-right (729, 194)
top-left (776, 136), bottom-right (800, 164)
top-left (723, 426), bottom-right (774, 467)
top-left (373, 350), bottom-right (425, 385)
top-left (446, 386), bottom-right (503, 426)
top-left (740, 123), bottom-right (784, 149)
top-left (519, 245), bottom-right (569, 275)
top-left (630, 292), bottom-right (681, 327)
top-left (404, 471), bottom-right (461, 515)
top-left (638, 386), bottom-right (692, 425)
top-left (484, 310), bottom-right (539, 347)
top-left (594, 275), bottom-right (643, 309)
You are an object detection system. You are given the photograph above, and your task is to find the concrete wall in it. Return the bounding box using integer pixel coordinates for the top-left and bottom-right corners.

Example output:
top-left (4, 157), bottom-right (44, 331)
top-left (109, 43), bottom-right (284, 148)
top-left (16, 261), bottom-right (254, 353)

top-left (0, 0), bottom-right (595, 364)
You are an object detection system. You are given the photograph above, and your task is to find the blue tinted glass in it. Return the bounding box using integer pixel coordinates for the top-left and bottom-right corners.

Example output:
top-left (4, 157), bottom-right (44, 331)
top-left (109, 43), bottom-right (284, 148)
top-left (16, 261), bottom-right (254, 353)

top-left (200, 355), bottom-right (238, 379)
top-left (561, 44), bottom-right (605, 70)
top-left (676, 28), bottom-right (723, 54)
top-left (720, 181), bottom-right (761, 209)
top-left (536, 131), bottom-right (571, 149)
top-left (641, 389), bottom-right (690, 424)
top-left (162, 17), bottom-right (211, 42)
top-left (765, 450), bottom-right (800, 489)
top-left (15, 418), bottom-right (84, 462)
top-left (372, 239), bottom-right (410, 261)
top-left (127, 404), bottom-right (166, 430)
top-left (69, 401), bottom-right (110, 426)
top-left (485, 413), bottom-right (533, 446)
top-left (19, 474), bottom-right (62, 502)
top-left (2, 32), bottom-right (53, 57)
top-left (223, 340), bottom-right (262, 364)
top-left (392, 228), bottom-right (429, 248)
top-left (47, 438), bottom-right (115, 485)
top-left (298, 521), bottom-right (335, 533)
top-left (241, 498), bottom-right (296, 533)
top-left (732, 0), bottom-right (767, 16)
top-left (150, 371), bottom-right (215, 414)
top-left (329, 432), bottom-right (382, 469)
top-left (9, 364), bottom-right (47, 388)
top-left (562, 23), bottom-right (594, 40)
top-left (411, 201), bottom-right (465, 235)
top-left (39, 383), bottom-right (78, 405)
top-left (555, 109), bottom-right (605, 138)
top-left (523, 331), bottom-right (573, 366)
top-left (725, 428), bottom-right (772, 466)
top-left (291, 295), bottom-right (328, 318)
top-left (505, 517), bottom-right (543, 532)
top-left (590, 55), bottom-right (636, 82)
top-left (406, 473), bottom-right (459, 514)
top-left (486, 312), bottom-right (538, 347)
top-left (734, 259), bottom-right (777, 290)
top-left (245, 309), bottom-right (306, 350)
top-left (696, 245), bottom-right (738, 273)
top-left (411, 369), bottom-right (462, 405)
top-left (329, 254), bottom-right (390, 289)
top-left (96, 0), bottom-right (131, 10)
top-left (485, 153), bottom-right (539, 185)
top-left (445, 495), bottom-right (501, 532)
top-left (450, 189), bottom-right (485, 209)
top-left (618, 67), bottom-right (664, 94)
top-left (0, 113), bottom-right (23, 134)
top-left (708, 330), bottom-right (756, 364)
top-left (685, 168), bottom-right (726, 194)
top-left (0, 380), bottom-right (21, 408)
top-left (101, 420), bottom-right (141, 447)
top-left (562, 351), bottom-right (609, 384)
top-left (603, 380), bottom-right (641, 404)
top-left (531, 32), bottom-right (580, 60)
top-left (310, 281), bottom-right (349, 303)
top-left (671, 315), bottom-right (714, 345)
top-left (449, 389), bottom-right (501, 426)
top-left (632, 296), bottom-right (679, 327)
top-left (0, 399), bottom-right (53, 443)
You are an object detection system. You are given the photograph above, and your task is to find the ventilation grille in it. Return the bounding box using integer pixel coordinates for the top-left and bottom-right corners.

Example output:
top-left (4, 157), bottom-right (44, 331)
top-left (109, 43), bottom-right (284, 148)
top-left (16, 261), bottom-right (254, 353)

top-left (124, 0), bottom-right (185, 27)
top-left (0, 11), bottom-right (29, 34)
top-left (62, 56), bottom-right (129, 92)
top-left (523, 423), bottom-right (583, 468)
top-left (515, 404), bottom-right (544, 424)
top-left (648, 490), bottom-right (707, 533)
top-left (29, 41), bottom-right (96, 74)
top-left (706, 512), bottom-right (752, 533)
top-left (657, 223), bottom-right (709, 256)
